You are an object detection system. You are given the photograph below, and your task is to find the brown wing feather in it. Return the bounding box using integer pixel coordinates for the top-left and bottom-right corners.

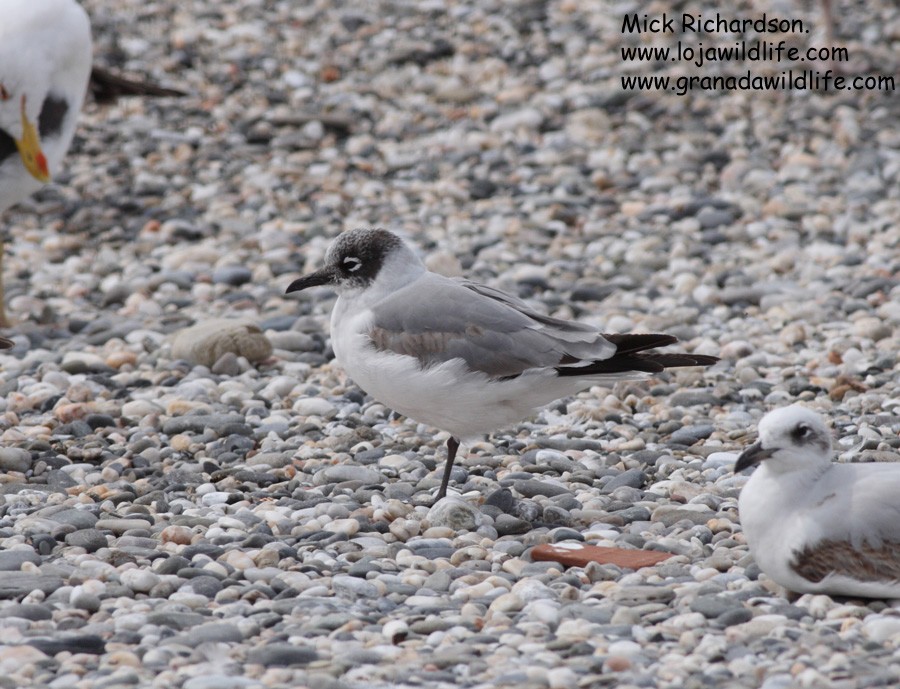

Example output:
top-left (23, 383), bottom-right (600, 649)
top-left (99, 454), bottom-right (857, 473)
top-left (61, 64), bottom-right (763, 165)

top-left (791, 539), bottom-right (900, 584)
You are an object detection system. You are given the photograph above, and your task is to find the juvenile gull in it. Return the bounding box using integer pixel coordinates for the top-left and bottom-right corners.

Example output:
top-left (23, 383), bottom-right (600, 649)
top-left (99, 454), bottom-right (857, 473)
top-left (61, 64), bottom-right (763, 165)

top-left (735, 405), bottom-right (900, 599)
top-left (287, 228), bottom-right (718, 500)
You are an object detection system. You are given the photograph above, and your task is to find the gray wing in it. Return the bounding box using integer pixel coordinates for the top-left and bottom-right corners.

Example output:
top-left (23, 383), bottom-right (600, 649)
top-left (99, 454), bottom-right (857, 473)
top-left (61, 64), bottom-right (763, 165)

top-left (368, 273), bottom-right (616, 378)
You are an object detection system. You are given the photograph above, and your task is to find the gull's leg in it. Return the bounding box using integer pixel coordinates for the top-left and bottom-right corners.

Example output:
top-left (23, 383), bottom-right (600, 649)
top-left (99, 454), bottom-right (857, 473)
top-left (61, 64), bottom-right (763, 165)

top-left (0, 240), bottom-right (9, 328)
top-left (437, 437), bottom-right (460, 501)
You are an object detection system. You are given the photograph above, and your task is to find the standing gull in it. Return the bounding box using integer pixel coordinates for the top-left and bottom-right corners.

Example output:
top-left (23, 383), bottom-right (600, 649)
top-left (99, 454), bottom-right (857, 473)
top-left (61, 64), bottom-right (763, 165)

top-left (286, 228), bottom-right (718, 500)
top-left (735, 405), bottom-right (900, 598)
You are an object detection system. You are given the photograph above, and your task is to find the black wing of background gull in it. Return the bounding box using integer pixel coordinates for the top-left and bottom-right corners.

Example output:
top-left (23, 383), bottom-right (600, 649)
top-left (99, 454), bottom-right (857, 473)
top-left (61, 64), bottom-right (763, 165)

top-left (89, 66), bottom-right (186, 104)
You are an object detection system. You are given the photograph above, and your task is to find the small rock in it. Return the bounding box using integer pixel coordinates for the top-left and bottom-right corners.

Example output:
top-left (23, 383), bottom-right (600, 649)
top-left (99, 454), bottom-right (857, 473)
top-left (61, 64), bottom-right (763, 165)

top-left (428, 497), bottom-right (481, 531)
top-left (246, 643), bottom-right (318, 667)
top-left (212, 266), bottom-right (253, 286)
top-left (0, 448), bottom-right (32, 473)
top-left (64, 529), bottom-right (108, 552)
top-left (171, 319), bottom-right (273, 366)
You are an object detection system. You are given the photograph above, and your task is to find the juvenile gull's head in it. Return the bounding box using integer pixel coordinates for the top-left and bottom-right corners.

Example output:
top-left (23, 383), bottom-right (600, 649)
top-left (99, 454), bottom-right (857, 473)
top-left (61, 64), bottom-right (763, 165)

top-left (735, 405), bottom-right (833, 475)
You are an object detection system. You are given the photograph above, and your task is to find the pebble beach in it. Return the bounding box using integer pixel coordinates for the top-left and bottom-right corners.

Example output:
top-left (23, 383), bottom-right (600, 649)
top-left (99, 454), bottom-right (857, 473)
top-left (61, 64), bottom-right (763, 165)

top-left (2, 1), bottom-right (900, 687)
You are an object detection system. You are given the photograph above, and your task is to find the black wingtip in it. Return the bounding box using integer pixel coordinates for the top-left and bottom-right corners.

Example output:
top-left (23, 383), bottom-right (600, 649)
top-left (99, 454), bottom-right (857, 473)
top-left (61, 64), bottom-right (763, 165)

top-left (555, 335), bottom-right (718, 377)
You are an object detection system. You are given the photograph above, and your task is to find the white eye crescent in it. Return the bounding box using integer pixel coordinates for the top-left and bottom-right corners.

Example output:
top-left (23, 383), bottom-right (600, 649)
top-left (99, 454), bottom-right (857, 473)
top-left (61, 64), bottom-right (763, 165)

top-left (343, 256), bottom-right (362, 272)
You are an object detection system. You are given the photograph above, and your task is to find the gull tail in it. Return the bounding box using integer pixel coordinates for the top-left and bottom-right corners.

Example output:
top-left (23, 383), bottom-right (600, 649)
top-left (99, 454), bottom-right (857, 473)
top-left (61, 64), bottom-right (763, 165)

top-left (555, 333), bottom-right (718, 376)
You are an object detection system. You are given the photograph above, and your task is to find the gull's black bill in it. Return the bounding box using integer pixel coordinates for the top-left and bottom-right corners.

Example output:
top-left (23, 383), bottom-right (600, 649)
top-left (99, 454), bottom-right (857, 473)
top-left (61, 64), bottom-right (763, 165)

top-left (286, 268), bottom-right (338, 293)
top-left (734, 442), bottom-right (774, 472)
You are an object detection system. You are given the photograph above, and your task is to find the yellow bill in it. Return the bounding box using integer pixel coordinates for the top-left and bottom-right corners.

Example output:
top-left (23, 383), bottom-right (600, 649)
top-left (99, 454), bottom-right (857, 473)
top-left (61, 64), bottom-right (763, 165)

top-left (15, 95), bottom-right (50, 183)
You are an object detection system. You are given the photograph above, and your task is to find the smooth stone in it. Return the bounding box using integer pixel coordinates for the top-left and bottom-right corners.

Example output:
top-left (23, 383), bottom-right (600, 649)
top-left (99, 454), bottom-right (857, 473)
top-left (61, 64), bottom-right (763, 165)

top-left (292, 397), bottom-right (336, 417)
top-left (494, 514), bottom-right (532, 536)
top-left (651, 505), bottom-right (714, 527)
top-left (182, 576), bottom-right (224, 597)
top-left (332, 575), bottom-right (379, 598)
top-left (611, 586), bottom-right (676, 605)
top-left (716, 608), bottom-right (754, 627)
top-left (146, 611), bottom-right (206, 630)
top-left (512, 479), bottom-right (572, 498)
top-left (64, 529), bottom-right (108, 552)
top-left (484, 488), bottom-right (516, 514)
top-left (178, 622), bottom-right (244, 647)
top-left (0, 574), bottom-right (65, 598)
top-left (0, 448), bottom-right (32, 472)
top-left (0, 603), bottom-right (53, 620)
top-left (0, 550), bottom-right (40, 571)
top-left (691, 596), bottom-right (744, 619)
top-left (667, 390), bottom-right (718, 407)
top-left (95, 518), bottom-right (152, 534)
top-left (602, 468), bottom-right (647, 493)
top-left (211, 352), bottom-right (242, 376)
top-left (183, 677), bottom-right (263, 689)
top-left (615, 506), bottom-right (652, 523)
top-left (171, 319), bottom-right (273, 366)
top-left (428, 497), bottom-right (482, 531)
top-left (319, 465), bottom-right (381, 484)
top-left (212, 266), bottom-right (253, 286)
top-left (26, 635), bottom-right (105, 655)
top-left (862, 616), bottom-right (900, 643)
top-left (668, 425), bottom-right (715, 446)
top-left (162, 414), bottom-right (249, 435)
top-left (246, 643), bottom-right (318, 666)
top-left (120, 569), bottom-right (160, 593)
top-left (60, 352), bottom-right (114, 374)
top-left (50, 509), bottom-right (99, 529)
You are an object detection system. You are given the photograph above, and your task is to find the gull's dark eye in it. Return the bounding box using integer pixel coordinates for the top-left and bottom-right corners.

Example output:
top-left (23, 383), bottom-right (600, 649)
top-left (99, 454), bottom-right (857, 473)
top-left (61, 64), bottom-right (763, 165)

top-left (342, 256), bottom-right (362, 273)
top-left (791, 423), bottom-right (812, 443)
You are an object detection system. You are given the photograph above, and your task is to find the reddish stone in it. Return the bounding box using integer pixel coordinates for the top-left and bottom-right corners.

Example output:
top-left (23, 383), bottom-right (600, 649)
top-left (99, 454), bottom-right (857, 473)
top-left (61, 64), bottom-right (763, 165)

top-left (531, 543), bottom-right (672, 569)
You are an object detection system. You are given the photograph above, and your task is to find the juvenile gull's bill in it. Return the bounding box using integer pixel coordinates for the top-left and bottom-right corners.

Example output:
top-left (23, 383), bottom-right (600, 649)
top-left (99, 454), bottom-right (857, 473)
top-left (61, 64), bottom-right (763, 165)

top-left (735, 405), bottom-right (900, 599)
top-left (287, 228), bottom-right (718, 500)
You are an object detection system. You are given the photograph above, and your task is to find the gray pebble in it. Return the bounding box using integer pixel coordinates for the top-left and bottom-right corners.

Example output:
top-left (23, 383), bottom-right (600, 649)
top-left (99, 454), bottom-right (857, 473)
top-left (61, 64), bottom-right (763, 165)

top-left (179, 622), bottom-right (244, 647)
top-left (212, 266), bottom-right (253, 286)
top-left (64, 529), bottom-right (108, 552)
top-left (668, 424), bottom-right (715, 446)
top-left (246, 643), bottom-right (318, 667)
top-left (162, 414), bottom-right (248, 435)
top-left (0, 448), bottom-right (32, 473)
top-left (512, 479), bottom-right (573, 498)
top-left (0, 551), bottom-right (40, 571)
top-left (690, 595), bottom-right (744, 619)
top-left (428, 497), bottom-right (481, 531)
top-left (495, 514), bottom-right (532, 536)
top-left (602, 468), bottom-right (647, 493)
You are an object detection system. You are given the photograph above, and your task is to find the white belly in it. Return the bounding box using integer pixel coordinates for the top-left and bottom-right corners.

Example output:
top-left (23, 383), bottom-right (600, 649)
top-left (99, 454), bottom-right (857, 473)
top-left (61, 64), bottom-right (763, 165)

top-left (329, 301), bottom-right (586, 439)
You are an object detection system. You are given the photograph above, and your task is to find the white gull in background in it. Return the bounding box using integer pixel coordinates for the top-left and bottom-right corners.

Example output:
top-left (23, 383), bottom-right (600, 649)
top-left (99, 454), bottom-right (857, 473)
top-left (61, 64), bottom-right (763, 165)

top-left (735, 405), bottom-right (900, 599)
top-left (0, 0), bottom-right (183, 329)
top-left (287, 228), bottom-right (718, 500)
top-left (0, 0), bottom-right (92, 327)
